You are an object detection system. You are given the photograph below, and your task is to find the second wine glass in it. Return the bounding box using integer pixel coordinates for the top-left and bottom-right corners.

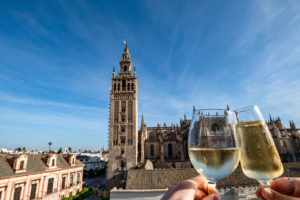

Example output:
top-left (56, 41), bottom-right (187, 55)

top-left (188, 109), bottom-right (240, 185)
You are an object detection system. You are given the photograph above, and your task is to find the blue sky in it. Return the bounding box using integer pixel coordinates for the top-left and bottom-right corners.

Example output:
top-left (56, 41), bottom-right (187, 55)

top-left (1, 0), bottom-right (300, 151)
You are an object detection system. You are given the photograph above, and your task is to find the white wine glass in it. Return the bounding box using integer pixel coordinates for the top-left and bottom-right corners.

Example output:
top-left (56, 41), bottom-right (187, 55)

top-left (188, 109), bottom-right (241, 187)
top-left (234, 105), bottom-right (283, 186)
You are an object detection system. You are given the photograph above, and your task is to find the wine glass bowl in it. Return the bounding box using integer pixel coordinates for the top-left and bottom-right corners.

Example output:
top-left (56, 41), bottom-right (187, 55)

top-left (234, 106), bottom-right (283, 186)
top-left (188, 109), bottom-right (240, 184)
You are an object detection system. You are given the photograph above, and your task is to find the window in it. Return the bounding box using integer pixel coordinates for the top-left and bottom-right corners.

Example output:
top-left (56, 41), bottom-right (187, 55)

top-left (131, 83), bottom-right (134, 90)
top-left (127, 83), bottom-right (130, 90)
top-left (47, 178), bottom-right (54, 194)
top-left (121, 149), bottom-right (124, 154)
top-left (121, 115), bottom-right (125, 122)
top-left (121, 107), bottom-right (126, 112)
top-left (120, 160), bottom-right (125, 168)
top-left (19, 161), bottom-right (24, 170)
top-left (72, 158), bottom-right (75, 165)
top-left (117, 83), bottom-right (120, 91)
top-left (30, 183), bottom-right (37, 199)
top-left (150, 144), bottom-right (154, 156)
top-left (120, 136), bottom-right (126, 144)
top-left (0, 191), bottom-right (2, 200)
top-left (211, 123), bottom-right (219, 132)
top-left (52, 159), bottom-right (55, 166)
top-left (69, 192), bottom-right (72, 197)
top-left (13, 187), bottom-right (22, 200)
top-left (113, 84), bottom-right (116, 91)
top-left (77, 173), bottom-right (80, 184)
top-left (122, 80), bottom-right (126, 91)
top-left (62, 177), bottom-right (66, 189)
top-left (124, 66), bottom-right (127, 72)
top-left (61, 195), bottom-right (64, 200)
top-left (121, 126), bottom-right (125, 132)
top-left (168, 143), bottom-right (173, 157)
top-left (70, 175), bottom-right (74, 186)
top-left (76, 189), bottom-right (79, 194)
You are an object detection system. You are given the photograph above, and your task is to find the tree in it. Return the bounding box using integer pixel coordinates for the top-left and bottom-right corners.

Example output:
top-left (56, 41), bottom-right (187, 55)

top-left (57, 147), bottom-right (62, 154)
top-left (22, 147), bottom-right (27, 153)
top-left (68, 147), bottom-right (72, 153)
top-left (15, 147), bottom-right (22, 152)
top-left (48, 142), bottom-right (53, 153)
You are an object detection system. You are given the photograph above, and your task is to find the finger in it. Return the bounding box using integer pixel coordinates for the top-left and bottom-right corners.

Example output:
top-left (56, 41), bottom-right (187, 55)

top-left (189, 175), bottom-right (208, 191)
top-left (195, 189), bottom-right (208, 200)
top-left (256, 185), bottom-right (264, 198)
top-left (201, 194), bottom-right (220, 200)
top-left (207, 184), bottom-right (218, 195)
top-left (271, 177), bottom-right (300, 197)
top-left (262, 188), bottom-right (300, 200)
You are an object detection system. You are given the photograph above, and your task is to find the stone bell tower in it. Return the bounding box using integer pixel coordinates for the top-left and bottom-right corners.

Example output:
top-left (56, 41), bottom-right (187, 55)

top-left (107, 41), bottom-right (138, 187)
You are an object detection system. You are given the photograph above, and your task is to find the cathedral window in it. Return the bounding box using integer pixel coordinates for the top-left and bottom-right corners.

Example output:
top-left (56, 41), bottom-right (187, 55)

top-left (127, 83), bottom-right (130, 90)
top-left (113, 84), bottom-right (116, 91)
top-left (168, 143), bottom-right (173, 157)
top-left (211, 123), bottom-right (219, 132)
top-left (131, 83), bottom-right (134, 90)
top-left (124, 66), bottom-right (127, 72)
top-left (121, 149), bottom-right (124, 154)
top-left (118, 83), bottom-right (120, 91)
top-left (150, 144), bottom-right (154, 156)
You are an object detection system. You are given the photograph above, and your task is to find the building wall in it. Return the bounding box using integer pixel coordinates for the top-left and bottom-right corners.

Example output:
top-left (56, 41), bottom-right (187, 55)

top-left (0, 167), bottom-right (83, 200)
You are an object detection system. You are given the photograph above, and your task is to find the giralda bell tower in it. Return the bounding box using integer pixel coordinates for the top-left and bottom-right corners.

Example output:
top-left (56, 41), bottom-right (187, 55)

top-left (107, 41), bottom-right (138, 184)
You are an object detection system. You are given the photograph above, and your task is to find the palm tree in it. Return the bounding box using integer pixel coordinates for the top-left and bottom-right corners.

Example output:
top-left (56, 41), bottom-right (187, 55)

top-left (48, 142), bottom-right (53, 153)
top-left (22, 147), bottom-right (27, 153)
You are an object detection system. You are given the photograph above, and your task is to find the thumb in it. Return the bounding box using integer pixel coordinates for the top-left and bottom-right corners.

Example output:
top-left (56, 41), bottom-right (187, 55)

top-left (201, 194), bottom-right (220, 200)
top-left (262, 188), bottom-right (298, 200)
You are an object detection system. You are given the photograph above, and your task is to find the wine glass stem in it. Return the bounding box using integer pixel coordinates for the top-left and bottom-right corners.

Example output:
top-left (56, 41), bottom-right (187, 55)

top-left (207, 179), bottom-right (217, 195)
top-left (259, 179), bottom-right (271, 186)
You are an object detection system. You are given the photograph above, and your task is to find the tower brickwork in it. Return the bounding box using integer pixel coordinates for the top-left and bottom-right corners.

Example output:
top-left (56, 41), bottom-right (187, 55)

top-left (107, 42), bottom-right (138, 188)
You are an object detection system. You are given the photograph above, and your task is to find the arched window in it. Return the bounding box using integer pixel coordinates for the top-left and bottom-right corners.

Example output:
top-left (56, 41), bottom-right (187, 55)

top-left (124, 66), bottom-right (127, 72)
top-left (131, 83), bottom-right (134, 90)
top-left (118, 83), bottom-right (120, 91)
top-left (52, 159), bottom-right (55, 166)
top-left (122, 80), bottom-right (126, 91)
top-left (211, 123), bottom-right (219, 132)
top-left (127, 83), bottom-right (130, 90)
top-left (168, 143), bottom-right (173, 157)
top-left (150, 144), bottom-right (154, 156)
top-left (120, 160), bottom-right (125, 168)
top-left (113, 84), bottom-right (116, 91)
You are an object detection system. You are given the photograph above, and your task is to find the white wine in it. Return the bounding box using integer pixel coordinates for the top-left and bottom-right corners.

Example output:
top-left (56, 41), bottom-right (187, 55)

top-left (236, 121), bottom-right (283, 182)
top-left (188, 147), bottom-right (240, 180)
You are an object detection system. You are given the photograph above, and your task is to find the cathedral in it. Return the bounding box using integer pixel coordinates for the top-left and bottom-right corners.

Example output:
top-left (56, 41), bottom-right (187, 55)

top-left (107, 43), bottom-right (300, 188)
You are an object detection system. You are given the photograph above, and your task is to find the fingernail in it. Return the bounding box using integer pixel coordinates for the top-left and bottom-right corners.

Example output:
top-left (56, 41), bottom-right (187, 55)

top-left (262, 188), bottom-right (273, 199)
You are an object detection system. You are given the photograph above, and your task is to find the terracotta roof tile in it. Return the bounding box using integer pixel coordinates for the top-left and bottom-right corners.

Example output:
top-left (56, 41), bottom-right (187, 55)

top-left (126, 162), bottom-right (300, 189)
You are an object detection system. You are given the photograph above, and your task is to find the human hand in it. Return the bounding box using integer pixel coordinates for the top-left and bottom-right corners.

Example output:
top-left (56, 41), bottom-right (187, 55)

top-left (161, 175), bottom-right (220, 200)
top-left (256, 177), bottom-right (300, 200)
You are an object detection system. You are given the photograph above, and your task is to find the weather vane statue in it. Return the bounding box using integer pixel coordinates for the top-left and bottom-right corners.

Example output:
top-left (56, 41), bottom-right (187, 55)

top-left (123, 39), bottom-right (128, 47)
